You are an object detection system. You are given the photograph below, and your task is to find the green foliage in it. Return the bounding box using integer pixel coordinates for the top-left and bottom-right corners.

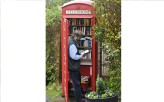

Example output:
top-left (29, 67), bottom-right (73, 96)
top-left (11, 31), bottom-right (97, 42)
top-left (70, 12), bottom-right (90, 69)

top-left (94, 95), bottom-right (98, 98)
top-left (46, 83), bottom-right (62, 102)
top-left (46, 0), bottom-right (65, 84)
top-left (106, 90), bottom-right (114, 97)
top-left (46, 0), bottom-right (73, 85)
top-left (108, 91), bottom-right (114, 97)
top-left (46, 0), bottom-right (64, 26)
top-left (96, 74), bottom-right (106, 95)
top-left (93, 0), bottom-right (121, 98)
top-left (101, 94), bottom-right (107, 98)
top-left (88, 92), bottom-right (96, 98)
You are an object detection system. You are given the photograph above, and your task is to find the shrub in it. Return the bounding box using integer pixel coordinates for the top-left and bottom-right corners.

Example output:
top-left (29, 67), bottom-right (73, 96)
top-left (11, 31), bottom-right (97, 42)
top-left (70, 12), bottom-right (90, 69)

top-left (46, 0), bottom-right (64, 84)
top-left (92, 0), bottom-right (121, 98)
top-left (96, 74), bottom-right (106, 95)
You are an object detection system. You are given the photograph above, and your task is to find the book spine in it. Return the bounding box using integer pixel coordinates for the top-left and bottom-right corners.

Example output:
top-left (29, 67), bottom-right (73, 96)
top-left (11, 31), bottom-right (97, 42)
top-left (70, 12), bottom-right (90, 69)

top-left (89, 19), bottom-right (91, 25)
top-left (84, 27), bottom-right (86, 35)
top-left (78, 19), bottom-right (80, 25)
top-left (89, 51), bottom-right (91, 59)
top-left (84, 19), bottom-right (86, 25)
top-left (89, 40), bottom-right (91, 47)
top-left (70, 27), bottom-right (73, 34)
top-left (80, 40), bottom-right (81, 46)
top-left (87, 40), bottom-right (88, 47)
top-left (69, 19), bottom-right (71, 25)
top-left (72, 18), bottom-right (74, 25)
top-left (87, 27), bottom-right (89, 35)
top-left (87, 19), bottom-right (89, 25)
top-left (82, 19), bottom-right (84, 25)
top-left (77, 19), bottom-right (78, 25)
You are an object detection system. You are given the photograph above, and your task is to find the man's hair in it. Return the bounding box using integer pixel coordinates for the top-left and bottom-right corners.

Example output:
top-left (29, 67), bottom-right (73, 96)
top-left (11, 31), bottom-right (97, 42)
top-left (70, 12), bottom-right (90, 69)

top-left (72, 30), bottom-right (83, 38)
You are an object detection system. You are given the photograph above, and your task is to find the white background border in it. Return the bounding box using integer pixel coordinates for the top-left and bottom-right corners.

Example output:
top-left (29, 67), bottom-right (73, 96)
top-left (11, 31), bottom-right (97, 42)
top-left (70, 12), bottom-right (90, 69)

top-left (1, 1), bottom-right (164, 102)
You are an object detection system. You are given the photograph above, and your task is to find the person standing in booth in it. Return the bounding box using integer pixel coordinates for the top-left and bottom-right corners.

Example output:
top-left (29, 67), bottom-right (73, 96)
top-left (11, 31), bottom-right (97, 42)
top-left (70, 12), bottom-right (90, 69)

top-left (68, 30), bottom-right (86, 102)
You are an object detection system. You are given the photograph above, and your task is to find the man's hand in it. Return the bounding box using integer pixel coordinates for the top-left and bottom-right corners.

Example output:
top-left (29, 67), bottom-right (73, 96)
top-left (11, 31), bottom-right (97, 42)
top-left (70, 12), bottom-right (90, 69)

top-left (82, 53), bottom-right (87, 57)
top-left (79, 51), bottom-right (83, 54)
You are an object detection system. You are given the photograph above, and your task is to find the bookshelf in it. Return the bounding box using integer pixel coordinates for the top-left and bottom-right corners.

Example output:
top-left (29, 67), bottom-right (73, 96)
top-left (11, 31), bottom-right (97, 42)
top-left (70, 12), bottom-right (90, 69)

top-left (70, 25), bottom-right (92, 27)
top-left (68, 18), bottom-right (93, 64)
top-left (69, 18), bottom-right (92, 36)
top-left (80, 59), bottom-right (92, 60)
top-left (69, 34), bottom-right (92, 37)
top-left (78, 47), bottom-right (92, 48)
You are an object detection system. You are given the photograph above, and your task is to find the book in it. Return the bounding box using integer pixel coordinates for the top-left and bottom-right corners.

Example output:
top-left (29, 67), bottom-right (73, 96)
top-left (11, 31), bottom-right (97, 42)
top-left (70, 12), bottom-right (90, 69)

top-left (80, 38), bottom-right (85, 46)
top-left (72, 18), bottom-right (74, 25)
top-left (88, 50), bottom-right (91, 59)
top-left (86, 27), bottom-right (90, 35)
top-left (87, 19), bottom-right (89, 25)
top-left (90, 27), bottom-right (92, 35)
top-left (78, 41), bottom-right (80, 47)
top-left (89, 19), bottom-right (91, 25)
top-left (84, 26), bottom-right (86, 35)
top-left (69, 19), bottom-right (72, 25)
top-left (78, 19), bottom-right (82, 25)
top-left (72, 18), bottom-right (77, 25)
top-left (89, 40), bottom-right (91, 47)
top-left (84, 40), bottom-right (86, 47)
top-left (73, 27), bottom-right (77, 32)
top-left (70, 26), bottom-right (73, 34)
top-left (81, 50), bottom-right (90, 55)
top-left (85, 40), bottom-right (88, 47)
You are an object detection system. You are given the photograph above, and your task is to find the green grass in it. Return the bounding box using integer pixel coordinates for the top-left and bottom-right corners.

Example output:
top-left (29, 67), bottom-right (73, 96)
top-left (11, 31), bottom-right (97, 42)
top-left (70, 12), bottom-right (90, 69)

top-left (46, 82), bottom-right (62, 102)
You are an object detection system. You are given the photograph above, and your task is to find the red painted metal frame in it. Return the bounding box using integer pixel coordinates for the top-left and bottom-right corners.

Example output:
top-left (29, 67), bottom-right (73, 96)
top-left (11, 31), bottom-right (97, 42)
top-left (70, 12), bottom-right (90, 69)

top-left (91, 16), bottom-right (96, 92)
top-left (61, 18), bottom-right (69, 102)
top-left (63, 15), bottom-right (93, 18)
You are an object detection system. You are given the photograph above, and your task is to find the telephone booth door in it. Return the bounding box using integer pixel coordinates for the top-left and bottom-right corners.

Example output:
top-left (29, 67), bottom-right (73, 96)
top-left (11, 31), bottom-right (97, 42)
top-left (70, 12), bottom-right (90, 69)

top-left (62, 18), bottom-right (69, 102)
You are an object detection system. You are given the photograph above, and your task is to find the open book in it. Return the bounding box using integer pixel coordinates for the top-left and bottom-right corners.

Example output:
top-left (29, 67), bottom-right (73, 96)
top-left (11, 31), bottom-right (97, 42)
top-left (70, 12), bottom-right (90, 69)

top-left (81, 50), bottom-right (90, 55)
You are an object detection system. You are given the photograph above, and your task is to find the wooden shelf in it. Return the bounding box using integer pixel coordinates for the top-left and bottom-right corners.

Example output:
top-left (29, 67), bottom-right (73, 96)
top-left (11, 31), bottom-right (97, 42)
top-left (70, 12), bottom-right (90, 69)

top-left (78, 47), bottom-right (92, 48)
top-left (82, 35), bottom-right (92, 37)
top-left (80, 59), bottom-right (92, 60)
top-left (69, 25), bottom-right (92, 26)
top-left (68, 34), bottom-right (92, 37)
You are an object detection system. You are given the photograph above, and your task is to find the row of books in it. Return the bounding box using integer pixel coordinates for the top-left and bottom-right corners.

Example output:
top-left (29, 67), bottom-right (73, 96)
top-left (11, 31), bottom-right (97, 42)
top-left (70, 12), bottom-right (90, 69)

top-left (81, 76), bottom-right (89, 82)
top-left (70, 26), bottom-right (92, 35)
top-left (79, 50), bottom-right (92, 59)
top-left (70, 76), bottom-right (89, 83)
top-left (78, 37), bottom-right (92, 47)
top-left (69, 18), bottom-right (91, 26)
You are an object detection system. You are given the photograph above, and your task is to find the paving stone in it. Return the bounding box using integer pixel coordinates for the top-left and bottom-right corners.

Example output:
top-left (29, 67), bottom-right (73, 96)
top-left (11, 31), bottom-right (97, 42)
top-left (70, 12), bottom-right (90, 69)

top-left (46, 97), bottom-right (51, 102)
top-left (53, 96), bottom-right (77, 102)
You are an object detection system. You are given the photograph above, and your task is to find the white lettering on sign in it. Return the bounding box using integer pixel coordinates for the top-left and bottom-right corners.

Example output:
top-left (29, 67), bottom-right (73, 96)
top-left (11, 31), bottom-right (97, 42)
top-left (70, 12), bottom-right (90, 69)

top-left (66, 10), bottom-right (91, 14)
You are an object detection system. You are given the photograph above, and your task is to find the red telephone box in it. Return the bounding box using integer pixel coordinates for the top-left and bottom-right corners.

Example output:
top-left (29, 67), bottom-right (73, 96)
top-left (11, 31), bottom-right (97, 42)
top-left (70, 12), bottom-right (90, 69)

top-left (61, 1), bottom-right (102, 101)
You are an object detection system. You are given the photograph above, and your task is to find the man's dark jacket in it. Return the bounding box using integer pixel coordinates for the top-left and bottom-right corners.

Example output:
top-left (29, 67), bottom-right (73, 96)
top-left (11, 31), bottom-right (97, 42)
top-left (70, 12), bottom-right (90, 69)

top-left (68, 36), bottom-right (81, 71)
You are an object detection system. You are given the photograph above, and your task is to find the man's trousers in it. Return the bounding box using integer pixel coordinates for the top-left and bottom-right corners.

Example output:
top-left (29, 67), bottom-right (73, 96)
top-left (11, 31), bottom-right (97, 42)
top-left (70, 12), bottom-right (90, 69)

top-left (68, 69), bottom-right (83, 101)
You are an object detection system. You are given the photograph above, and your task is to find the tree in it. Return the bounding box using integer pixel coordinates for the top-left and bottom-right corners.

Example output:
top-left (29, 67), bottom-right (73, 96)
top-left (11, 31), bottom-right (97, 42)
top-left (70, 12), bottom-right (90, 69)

top-left (46, 0), bottom-right (64, 84)
top-left (92, 0), bottom-right (121, 98)
top-left (46, 0), bottom-right (73, 85)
